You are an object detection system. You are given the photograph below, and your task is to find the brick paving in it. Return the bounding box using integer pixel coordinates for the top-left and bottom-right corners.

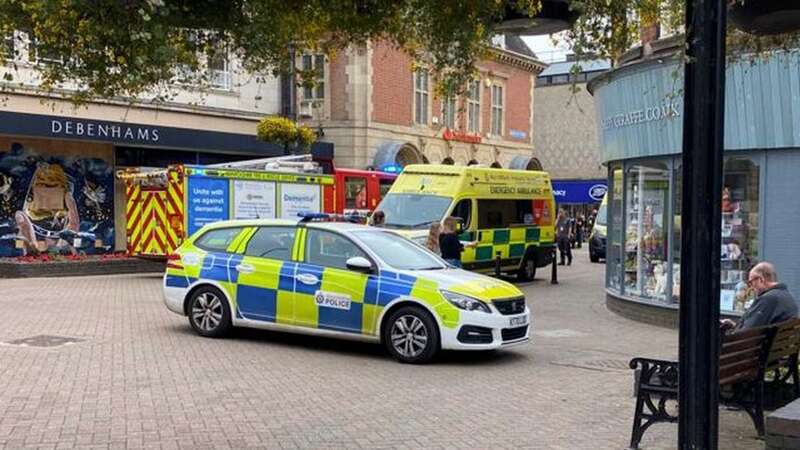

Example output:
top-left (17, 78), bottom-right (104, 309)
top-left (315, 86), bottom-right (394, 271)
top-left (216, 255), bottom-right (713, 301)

top-left (0, 248), bottom-right (764, 449)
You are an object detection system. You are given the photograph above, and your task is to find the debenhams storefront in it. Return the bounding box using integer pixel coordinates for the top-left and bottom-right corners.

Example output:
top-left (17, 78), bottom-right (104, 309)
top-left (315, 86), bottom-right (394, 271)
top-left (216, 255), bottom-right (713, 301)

top-left (589, 39), bottom-right (800, 327)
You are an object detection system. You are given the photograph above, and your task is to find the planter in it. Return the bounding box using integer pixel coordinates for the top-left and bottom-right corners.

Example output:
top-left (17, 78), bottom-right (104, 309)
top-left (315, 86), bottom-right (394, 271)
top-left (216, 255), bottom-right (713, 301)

top-left (729, 0), bottom-right (800, 35)
top-left (0, 257), bottom-right (165, 278)
top-left (497, 0), bottom-right (579, 36)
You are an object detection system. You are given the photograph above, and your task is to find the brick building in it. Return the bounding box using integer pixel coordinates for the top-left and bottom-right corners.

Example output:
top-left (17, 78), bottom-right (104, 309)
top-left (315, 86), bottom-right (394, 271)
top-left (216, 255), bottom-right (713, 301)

top-left (296, 36), bottom-right (546, 170)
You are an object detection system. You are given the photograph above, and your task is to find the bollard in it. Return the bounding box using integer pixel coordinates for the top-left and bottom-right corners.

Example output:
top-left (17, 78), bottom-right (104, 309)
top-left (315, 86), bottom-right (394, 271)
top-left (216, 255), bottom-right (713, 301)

top-left (550, 247), bottom-right (558, 284)
top-left (495, 251), bottom-right (502, 278)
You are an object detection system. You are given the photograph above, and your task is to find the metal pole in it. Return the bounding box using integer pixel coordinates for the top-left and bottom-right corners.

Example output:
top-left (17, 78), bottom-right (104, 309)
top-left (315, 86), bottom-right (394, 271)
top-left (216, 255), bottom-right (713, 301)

top-left (678, 0), bottom-right (727, 448)
top-left (551, 247), bottom-right (558, 284)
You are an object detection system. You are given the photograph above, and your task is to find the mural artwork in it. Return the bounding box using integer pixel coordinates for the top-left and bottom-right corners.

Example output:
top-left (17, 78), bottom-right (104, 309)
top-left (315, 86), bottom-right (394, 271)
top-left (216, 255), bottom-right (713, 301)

top-left (0, 143), bottom-right (114, 256)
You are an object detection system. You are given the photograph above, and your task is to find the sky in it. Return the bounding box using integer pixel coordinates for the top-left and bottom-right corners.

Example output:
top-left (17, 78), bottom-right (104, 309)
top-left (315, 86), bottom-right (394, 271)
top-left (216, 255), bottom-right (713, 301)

top-left (522, 34), bottom-right (573, 63)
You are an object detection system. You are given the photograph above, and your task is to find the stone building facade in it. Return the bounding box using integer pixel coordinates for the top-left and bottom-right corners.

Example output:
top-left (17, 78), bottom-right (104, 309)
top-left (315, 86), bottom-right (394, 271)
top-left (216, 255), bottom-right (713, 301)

top-left (296, 36), bottom-right (546, 170)
top-left (533, 58), bottom-right (610, 180)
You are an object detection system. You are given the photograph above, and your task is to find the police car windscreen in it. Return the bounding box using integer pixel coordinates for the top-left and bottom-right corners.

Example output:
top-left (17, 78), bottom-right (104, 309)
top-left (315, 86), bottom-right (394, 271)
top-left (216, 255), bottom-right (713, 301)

top-left (378, 193), bottom-right (451, 228)
top-left (352, 231), bottom-right (445, 271)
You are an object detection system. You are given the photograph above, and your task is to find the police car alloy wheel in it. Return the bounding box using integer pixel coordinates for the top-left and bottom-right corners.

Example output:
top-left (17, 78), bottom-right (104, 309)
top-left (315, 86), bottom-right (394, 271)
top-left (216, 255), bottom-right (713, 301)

top-left (188, 286), bottom-right (232, 338)
top-left (383, 306), bottom-right (439, 364)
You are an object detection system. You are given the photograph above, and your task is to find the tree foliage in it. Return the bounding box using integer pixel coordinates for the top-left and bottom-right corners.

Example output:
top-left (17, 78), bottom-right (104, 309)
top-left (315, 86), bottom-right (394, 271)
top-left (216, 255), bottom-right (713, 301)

top-left (0, 0), bottom-right (797, 104)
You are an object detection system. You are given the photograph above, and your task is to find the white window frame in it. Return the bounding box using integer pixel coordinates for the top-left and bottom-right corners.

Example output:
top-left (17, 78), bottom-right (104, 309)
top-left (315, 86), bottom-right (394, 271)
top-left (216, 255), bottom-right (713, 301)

top-left (29, 37), bottom-right (63, 65)
top-left (414, 69), bottom-right (429, 125)
top-left (467, 80), bottom-right (481, 134)
top-left (208, 43), bottom-right (231, 90)
top-left (3, 32), bottom-right (15, 61)
top-left (442, 95), bottom-right (456, 129)
top-left (300, 53), bottom-right (326, 102)
top-left (491, 84), bottom-right (504, 137)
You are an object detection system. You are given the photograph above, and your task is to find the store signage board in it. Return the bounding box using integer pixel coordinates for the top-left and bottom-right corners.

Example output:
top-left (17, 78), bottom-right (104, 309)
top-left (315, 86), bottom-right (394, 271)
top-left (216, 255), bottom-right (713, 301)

top-left (601, 101), bottom-right (681, 131)
top-left (187, 176), bottom-right (230, 235)
top-left (280, 184), bottom-right (321, 219)
top-left (233, 180), bottom-right (276, 219)
top-left (552, 180), bottom-right (607, 204)
top-left (442, 129), bottom-right (482, 144)
top-left (509, 129), bottom-right (527, 139)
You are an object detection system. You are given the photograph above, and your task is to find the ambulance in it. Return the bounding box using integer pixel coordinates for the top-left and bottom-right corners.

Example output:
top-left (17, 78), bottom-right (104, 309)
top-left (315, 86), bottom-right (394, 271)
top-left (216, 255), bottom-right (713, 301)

top-left (376, 165), bottom-right (556, 281)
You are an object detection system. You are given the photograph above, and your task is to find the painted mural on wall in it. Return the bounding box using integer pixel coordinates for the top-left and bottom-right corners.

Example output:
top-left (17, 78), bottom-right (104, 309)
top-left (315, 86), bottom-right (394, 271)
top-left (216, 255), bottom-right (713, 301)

top-left (0, 142), bottom-right (114, 256)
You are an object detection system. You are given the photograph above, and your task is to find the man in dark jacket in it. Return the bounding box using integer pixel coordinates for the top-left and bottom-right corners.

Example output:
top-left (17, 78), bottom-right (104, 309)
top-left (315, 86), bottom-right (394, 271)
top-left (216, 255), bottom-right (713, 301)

top-left (722, 262), bottom-right (799, 331)
top-left (556, 209), bottom-right (572, 266)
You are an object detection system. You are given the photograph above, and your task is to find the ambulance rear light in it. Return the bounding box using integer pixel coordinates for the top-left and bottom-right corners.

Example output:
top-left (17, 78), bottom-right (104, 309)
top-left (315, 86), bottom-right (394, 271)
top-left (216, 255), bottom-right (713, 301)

top-left (167, 253), bottom-right (184, 270)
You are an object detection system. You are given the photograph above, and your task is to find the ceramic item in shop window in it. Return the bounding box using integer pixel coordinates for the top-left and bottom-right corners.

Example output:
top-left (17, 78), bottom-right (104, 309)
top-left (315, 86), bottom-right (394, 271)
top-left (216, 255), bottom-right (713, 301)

top-left (722, 224), bottom-right (733, 237)
top-left (720, 290), bottom-right (736, 311)
top-left (726, 242), bottom-right (742, 260)
top-left (722, 186), bottom-right (732, 212)
top-left (653, 262), bottom-right (667, 298)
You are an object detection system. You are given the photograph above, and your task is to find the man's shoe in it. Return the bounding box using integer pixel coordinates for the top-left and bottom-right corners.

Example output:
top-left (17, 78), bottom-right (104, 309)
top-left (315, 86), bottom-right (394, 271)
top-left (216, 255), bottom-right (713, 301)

top-left (558, 262), bottom-right (565, 266)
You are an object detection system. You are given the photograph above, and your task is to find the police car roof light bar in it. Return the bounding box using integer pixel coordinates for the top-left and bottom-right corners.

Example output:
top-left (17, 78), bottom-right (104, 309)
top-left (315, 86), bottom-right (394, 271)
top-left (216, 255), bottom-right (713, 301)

top-left (297, 212), bottom-right (366, 224)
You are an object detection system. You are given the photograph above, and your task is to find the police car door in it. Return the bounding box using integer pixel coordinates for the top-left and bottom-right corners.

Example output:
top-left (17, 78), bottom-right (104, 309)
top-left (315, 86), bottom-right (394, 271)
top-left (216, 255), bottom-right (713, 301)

top-left (233, 226), bottom-right (297, 324)
top-left (295, 229), bottom-right (371, 334)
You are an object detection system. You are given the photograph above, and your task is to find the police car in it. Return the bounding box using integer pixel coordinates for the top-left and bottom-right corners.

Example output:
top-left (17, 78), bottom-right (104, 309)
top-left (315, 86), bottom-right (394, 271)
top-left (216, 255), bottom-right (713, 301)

top-left (163, 216), bottom-right (530, 363)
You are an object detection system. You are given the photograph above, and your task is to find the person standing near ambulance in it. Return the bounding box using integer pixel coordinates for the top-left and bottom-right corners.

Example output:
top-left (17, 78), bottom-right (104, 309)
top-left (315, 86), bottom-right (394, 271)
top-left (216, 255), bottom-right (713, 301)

top-left (556, 209), bottom-right (573, 266)
top-left (439, 217), bottom-right (476, 268)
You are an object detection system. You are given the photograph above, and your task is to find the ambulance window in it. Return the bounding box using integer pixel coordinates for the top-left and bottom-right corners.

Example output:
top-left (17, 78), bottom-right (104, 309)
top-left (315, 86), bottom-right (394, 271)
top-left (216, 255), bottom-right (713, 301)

top-left (345, 177), bottom-right (367, 209)
top-left (477, 200), bottom-right (533, 229)
top-left (451, 199), bottom-right (472, 228)
top-left (379, 179), bottom-right (393, 199)
top-left (245, 227), bottom-right (296, 261)
top-left (305, 229), bottom-right (368, 270)
top-left (195, 227), bottom-right (244, 252)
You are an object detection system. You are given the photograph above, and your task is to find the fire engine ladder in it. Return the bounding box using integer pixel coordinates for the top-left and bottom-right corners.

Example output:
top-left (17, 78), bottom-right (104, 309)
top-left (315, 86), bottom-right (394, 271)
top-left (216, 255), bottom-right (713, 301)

top-left (206, 154), bottom-right (321, 173)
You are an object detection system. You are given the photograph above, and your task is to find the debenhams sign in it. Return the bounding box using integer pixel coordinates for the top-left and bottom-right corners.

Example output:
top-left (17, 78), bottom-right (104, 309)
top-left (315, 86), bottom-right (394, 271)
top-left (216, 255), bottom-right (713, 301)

top-left (601, 101), bottom-right (681, 131)
top-left (50, 119), bottom-right (160, 142)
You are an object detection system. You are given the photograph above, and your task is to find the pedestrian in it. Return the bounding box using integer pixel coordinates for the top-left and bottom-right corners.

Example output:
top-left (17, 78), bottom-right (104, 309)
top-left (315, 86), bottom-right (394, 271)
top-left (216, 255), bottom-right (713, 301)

top-left (556, 209), bottom-right (572, 266)
top-left (424, 222), bottom-right (442, 255)
top-left (438, 217), bottom-right (476, 268)
top-left (371, 210), bottom-right (385, 227)
top-left (721, 262), bottom-right (799, 332)
top-left (575, 214), bottom-right (585, 249)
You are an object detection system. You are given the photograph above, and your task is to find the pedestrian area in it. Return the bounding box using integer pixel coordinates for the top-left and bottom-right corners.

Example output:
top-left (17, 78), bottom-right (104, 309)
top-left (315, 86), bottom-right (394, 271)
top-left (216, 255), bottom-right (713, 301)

top-left (1, 248), bottom-right (760, 449)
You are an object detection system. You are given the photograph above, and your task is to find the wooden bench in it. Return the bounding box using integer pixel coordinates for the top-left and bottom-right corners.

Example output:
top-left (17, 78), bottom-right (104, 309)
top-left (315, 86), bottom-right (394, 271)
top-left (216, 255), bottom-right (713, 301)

top-left (628, 326), bottom-right (774, 449)
top-left (765, 317), bottom-right (800, 399)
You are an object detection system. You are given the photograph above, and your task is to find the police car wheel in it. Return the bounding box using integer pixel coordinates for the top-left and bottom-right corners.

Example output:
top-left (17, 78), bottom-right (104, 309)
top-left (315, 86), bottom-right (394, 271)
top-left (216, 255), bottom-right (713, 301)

top-left (188, 287), bottom-right (232, 338)
top-left (384, 306), bottom-right (439, 364)
top-left (517, 255), bottom-right (536, 282)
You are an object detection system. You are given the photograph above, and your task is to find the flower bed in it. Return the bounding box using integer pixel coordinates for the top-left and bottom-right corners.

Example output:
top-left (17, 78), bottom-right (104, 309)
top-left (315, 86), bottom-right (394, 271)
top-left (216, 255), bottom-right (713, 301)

top-left (0, 253), bottom-right (165, 278)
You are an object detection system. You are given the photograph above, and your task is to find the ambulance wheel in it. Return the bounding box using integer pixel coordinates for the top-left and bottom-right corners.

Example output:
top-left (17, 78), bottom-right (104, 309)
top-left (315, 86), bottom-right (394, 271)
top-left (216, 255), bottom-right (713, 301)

top-left (383, 306), bottom-right (440, 364)
top-left (188, 286), bottom-right (232, 338)
top-left (517, 254), bottom-right (537, 282)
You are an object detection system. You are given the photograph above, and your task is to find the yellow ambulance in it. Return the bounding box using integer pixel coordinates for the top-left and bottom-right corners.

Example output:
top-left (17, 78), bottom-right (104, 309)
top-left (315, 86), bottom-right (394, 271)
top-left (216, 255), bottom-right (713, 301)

top-left (376, 165), bottom-right (556, 281)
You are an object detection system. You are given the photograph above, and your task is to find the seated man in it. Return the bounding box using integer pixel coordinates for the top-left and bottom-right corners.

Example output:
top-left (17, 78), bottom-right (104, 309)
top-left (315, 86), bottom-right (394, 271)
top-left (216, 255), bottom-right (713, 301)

top-left (722, 262), bottom-right (799, 332)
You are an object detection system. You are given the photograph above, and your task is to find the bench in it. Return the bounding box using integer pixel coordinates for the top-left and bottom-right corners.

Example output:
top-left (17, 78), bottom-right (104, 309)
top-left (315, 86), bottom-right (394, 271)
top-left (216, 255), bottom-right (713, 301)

top-left (628, 326), bottom-right (774, 449)
top-left (765, 318), bottom-right (800, 399)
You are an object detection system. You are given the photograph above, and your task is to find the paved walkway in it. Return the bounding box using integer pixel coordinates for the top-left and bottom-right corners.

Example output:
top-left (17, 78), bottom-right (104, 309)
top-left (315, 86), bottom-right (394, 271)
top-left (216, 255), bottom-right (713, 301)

top-left (0, 248), bottom-right (762, 449)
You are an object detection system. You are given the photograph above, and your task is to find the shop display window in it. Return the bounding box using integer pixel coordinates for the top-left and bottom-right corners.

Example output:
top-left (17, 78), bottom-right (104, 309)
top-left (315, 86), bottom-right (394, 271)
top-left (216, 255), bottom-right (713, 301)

top-left (607, 166), bottom-right (623, 293)
top-left (623, 163), bottom-right (670, 301)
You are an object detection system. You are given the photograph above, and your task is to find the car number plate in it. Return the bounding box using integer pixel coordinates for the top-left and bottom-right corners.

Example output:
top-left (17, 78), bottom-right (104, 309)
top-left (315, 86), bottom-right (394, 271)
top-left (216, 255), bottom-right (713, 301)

top-left (509, 315), bottom-right (527, 327)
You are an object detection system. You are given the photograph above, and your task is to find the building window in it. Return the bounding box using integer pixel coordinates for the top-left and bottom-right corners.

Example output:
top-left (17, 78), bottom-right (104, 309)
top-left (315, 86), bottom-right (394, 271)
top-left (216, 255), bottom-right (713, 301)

top-left (208, 43), bottom-right (231, 90)
top-left (29, 38), bottom-right (63, 65)
top-left (442, 96), bottom-right (456, 129)
top-left (414, 69), bottom-right (429, 125)
top-left (490, 84), bottom-right (504, 136)
top-left (3, 33), bottom-right (14, 60)
top-left (301, 54), bottom-right (325, 101)
top-left (467, 80), bottom-right (480, 133)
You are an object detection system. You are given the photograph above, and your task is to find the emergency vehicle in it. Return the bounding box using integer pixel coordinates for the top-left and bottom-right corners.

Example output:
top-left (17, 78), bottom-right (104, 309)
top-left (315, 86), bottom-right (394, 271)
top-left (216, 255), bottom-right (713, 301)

top-left (118, 164), bottom-right (334, 258)
top-left (163, 215), bottom-right (530, 364)
top-left (376, 164), bottom-right (557, 281)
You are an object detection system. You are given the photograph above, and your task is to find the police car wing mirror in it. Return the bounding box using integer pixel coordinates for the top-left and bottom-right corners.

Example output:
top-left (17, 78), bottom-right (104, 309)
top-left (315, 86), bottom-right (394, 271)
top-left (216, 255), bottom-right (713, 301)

top-left (346, 256), bottom-right (373, 273)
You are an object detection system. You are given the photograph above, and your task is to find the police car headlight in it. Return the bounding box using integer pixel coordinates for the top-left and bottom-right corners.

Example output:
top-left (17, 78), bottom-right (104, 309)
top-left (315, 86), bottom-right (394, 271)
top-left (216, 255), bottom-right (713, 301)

top-left (441, 290), bottom-right (491, 313)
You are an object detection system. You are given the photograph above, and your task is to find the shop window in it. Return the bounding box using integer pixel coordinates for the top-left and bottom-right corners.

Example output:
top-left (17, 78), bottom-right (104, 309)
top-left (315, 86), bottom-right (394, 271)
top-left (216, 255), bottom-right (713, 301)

top-left (301, 54), bottom-right (325, 101)
top-left (477, 199), bottom-right (532, 229)
top-left (414, 69), bottom-right (429, 125)
top-left (607, 165), bottom-right (624, 293)
top-left (623, 162), bottom-right (669, 301)
top-left (442, 96), bottom-right (456, 129)
top-left (467, 80), bottom-right (481, 133)
top-left (720, 157), bottom-right (760, 312)
top-left (344, 177), bottom-right (367, 210)
top-left (672, 161), bottom-right (682, 303)
top-left (491, 85), bottom-right (504, 136)
top-left (245, 227), bottom-right (296, 260)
